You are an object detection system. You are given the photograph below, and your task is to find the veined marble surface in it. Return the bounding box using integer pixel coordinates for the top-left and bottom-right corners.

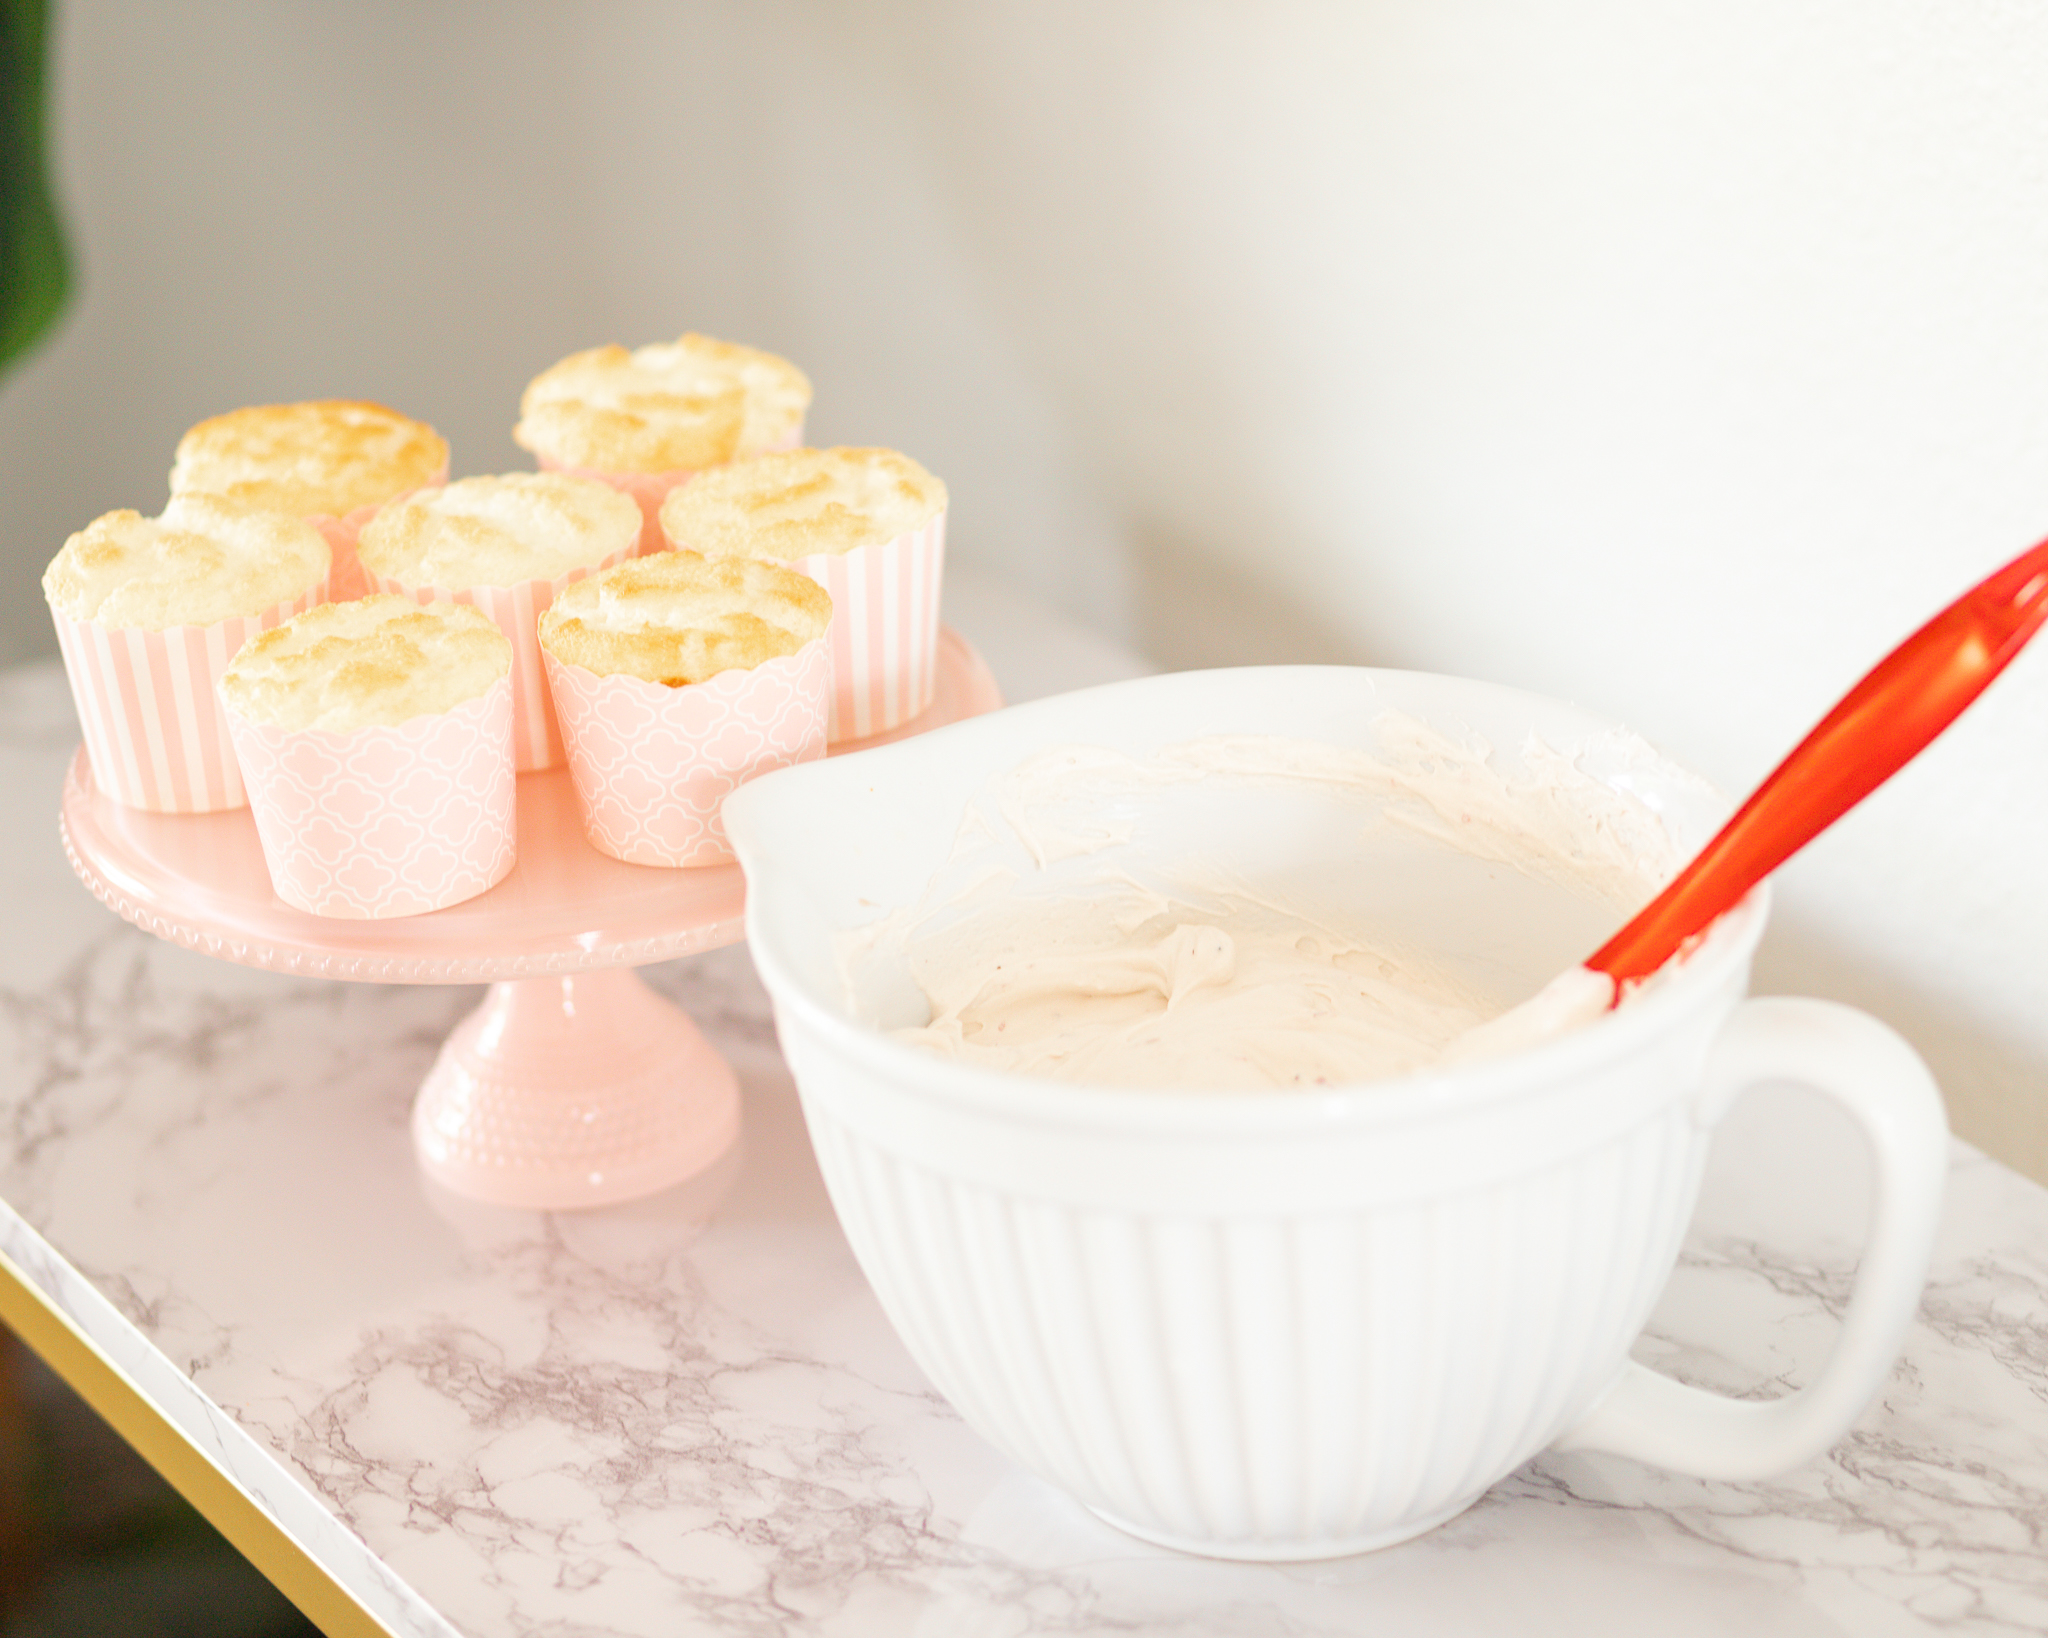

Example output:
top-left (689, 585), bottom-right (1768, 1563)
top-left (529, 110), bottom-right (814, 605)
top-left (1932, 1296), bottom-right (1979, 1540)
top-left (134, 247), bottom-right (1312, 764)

top-left (4, 594), bottom-right (2048, 1637)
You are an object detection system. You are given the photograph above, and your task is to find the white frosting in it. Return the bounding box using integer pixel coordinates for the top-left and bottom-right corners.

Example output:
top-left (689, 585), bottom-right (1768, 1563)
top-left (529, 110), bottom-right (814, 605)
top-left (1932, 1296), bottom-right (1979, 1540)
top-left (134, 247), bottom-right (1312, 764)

top-left (856, 719), bottom-right (1683, 1091)
top-left (896, 879), bottom-right (1502, 1089)
top-left (1436, 962), bottom-right (1619, 1067)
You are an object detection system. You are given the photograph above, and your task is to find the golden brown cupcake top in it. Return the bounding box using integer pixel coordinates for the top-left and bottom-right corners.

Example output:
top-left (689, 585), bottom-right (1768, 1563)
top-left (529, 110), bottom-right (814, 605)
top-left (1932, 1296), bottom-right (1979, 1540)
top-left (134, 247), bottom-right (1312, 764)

top-left (168, 400), bottom-right (449, 519)
top-left (659, 446), bottom-right (947, 561)
top-left (512, 333), bottom-right (811, 475)
top-left (357, 472), bottom-right (641, 590)
top-left (42, 494), bottom-right (330, 630)
top-left (218, 596), bottom-right (511, 733)
top-left (538, 551), bottom-right (832, 687)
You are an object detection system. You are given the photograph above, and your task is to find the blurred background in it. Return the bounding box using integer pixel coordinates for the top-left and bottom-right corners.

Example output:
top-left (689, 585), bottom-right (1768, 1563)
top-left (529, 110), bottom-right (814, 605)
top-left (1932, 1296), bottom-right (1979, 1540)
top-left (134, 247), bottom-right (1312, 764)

top-left (2, 0), bottom-right (2046, 1626)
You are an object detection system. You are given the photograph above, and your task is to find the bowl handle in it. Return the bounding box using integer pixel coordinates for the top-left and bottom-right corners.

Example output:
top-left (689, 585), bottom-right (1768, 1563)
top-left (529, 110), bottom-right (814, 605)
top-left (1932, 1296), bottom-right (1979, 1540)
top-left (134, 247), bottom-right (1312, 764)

top-left (1551, 996), bottom-right (1947, 1480)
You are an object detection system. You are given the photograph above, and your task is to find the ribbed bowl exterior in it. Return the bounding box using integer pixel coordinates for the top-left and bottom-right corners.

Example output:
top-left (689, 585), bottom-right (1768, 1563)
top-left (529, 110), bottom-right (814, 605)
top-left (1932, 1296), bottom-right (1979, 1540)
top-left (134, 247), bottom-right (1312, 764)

top-left (729, 663), bottom-right (1762, 1560)
top-left (783, 1018), bottom-right (1717, 1558)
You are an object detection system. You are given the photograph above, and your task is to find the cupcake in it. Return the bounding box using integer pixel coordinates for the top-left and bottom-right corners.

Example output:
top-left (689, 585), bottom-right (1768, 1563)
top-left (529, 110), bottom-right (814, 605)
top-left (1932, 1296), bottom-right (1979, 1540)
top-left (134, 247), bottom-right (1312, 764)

top-left (658, 446), bottom-right (947, 742)
top-left (356, 471), bottom-right (641, 771)
top-left (168, 400), bottom-right (449, 602)
top-left (537, 552), bottom-right (832, 867)
top-left (43, 494), bottom-right (331, 812)
top-left (217, 596), bottom-right (516, 918)
top-left (512, 333), bottom-right (811, 553)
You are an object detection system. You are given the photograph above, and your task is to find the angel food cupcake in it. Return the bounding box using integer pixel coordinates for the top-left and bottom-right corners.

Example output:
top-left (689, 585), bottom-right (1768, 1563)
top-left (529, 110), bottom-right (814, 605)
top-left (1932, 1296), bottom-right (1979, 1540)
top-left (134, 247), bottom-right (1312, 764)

top-left (169, 400), bottom-right (449, 601)
top-left (538, 553), bottom-right (832, 866)
top-left (357, 471), bottom-right (642, 770)
top-left (218, 596), bottom-right (516, 918)
top-left (659, 446), bottom-right (946, 741)
top-left (513, 333), bottom-right (811, 553)
top-left (43, 494), bottom-right (331, 812)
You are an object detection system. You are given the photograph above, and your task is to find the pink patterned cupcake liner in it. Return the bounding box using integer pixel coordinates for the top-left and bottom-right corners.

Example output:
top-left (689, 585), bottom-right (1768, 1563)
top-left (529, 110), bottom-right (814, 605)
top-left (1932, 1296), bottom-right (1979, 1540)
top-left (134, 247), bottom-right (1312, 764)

top-left (539, 423), bottom-right (805, 557)
top-left (543, 637), bottom-right (830, 867)
top-left (369, 549), bottom-right (631, 773)
top-left (787, 511), bottom-right (946, 742)
top-left (51, 582), bottom-right (330, 814)
top-left (222, 676), bottom-right (517, 919)
top-left (311, 469), bottom-right (448, 603)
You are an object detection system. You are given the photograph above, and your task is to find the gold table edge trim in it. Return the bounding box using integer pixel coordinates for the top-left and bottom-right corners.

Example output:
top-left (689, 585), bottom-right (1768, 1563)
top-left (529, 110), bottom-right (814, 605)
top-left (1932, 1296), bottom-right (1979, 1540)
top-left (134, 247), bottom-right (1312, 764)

top-left (0, 1242), bottom-right (395, 1638)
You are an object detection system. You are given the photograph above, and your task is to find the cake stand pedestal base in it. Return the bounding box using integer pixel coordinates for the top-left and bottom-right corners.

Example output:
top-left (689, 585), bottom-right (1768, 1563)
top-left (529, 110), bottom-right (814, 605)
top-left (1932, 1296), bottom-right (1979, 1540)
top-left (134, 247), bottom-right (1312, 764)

top-left (411, 968), bottom-right (741, 1210)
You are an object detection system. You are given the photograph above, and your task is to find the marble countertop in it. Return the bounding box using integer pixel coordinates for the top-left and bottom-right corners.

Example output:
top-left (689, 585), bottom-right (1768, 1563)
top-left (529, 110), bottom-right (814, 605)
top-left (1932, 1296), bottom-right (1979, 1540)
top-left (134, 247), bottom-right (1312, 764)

top-left (4, 577), bottom-right (2047, 1636)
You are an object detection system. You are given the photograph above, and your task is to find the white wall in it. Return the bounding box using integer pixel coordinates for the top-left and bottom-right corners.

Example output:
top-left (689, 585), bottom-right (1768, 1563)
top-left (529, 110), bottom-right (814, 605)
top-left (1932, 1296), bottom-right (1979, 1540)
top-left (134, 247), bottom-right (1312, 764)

top-left (5, 2), bottom-right (2045, 1175)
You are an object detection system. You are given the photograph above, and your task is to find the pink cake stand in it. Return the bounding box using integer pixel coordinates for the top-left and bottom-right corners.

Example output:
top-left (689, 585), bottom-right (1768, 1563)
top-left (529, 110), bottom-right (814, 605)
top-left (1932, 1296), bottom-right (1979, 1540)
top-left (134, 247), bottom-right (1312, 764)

top-left (58, 627), bottom-right (1003, 1211)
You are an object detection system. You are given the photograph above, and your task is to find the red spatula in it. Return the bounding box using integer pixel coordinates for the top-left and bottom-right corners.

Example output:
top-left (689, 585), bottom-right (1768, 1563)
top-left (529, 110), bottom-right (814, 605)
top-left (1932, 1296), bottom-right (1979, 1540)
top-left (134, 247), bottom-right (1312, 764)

top-left (1586, 533), bottom-right (2048, 1000)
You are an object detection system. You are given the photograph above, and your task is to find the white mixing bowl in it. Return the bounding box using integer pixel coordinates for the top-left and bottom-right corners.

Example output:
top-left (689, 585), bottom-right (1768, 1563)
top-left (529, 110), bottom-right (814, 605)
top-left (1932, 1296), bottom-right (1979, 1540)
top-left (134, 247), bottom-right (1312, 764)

top-left (724, 666), bottom-right (1946, 1560)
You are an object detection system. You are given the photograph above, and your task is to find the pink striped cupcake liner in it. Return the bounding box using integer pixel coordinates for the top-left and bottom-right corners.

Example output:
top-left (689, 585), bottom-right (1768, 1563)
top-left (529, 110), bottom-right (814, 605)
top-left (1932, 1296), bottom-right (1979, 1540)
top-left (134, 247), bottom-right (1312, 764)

top-left (543, 636), bottom-right (830, 867)
top-left (368, 548), bottom-right (632, 773)
top-left (539, 424), bottom-right (805, 557)
top-left (310, 469), bottom-right (448, 603)
top-left (51, 583), bottom-right (330, 813)
top-left (222, 676), bottom-right (517, 919)
top-left (788, 511), bottom-right (947, 742)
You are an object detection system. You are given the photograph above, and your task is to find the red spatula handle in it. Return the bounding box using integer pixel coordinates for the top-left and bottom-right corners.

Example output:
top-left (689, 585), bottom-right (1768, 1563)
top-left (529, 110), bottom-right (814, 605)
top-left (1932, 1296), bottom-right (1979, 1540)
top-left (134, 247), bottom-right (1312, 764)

top-left (1588, 535), bottom-right (2048, 989)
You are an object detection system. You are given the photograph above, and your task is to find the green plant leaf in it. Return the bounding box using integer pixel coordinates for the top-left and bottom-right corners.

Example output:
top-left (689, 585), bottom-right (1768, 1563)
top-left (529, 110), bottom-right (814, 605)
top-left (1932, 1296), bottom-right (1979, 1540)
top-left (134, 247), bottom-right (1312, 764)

top-left (0, 0), bottom-right (71, 374)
